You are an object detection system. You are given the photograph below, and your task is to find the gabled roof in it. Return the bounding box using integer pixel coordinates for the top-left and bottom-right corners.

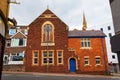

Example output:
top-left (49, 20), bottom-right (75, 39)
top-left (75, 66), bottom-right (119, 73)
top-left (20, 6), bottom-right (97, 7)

top-left (68, 29), bottom-right (106, 38)
top-left (10, 31), bottom-right (27, 39)
top-left (39, 9), bottom-right (57, 18)
top-left (29, 9), bottom-right (69, 28)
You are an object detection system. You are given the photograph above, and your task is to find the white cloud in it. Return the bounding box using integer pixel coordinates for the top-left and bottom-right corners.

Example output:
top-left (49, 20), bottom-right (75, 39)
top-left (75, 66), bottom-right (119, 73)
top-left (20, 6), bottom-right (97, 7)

top-left (9, 0), bottom-right (112, 30)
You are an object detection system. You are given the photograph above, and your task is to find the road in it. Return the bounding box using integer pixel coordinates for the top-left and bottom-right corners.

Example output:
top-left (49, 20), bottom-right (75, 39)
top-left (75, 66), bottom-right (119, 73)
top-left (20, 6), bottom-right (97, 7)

top-left (1, 73), bottom-right (120, 80)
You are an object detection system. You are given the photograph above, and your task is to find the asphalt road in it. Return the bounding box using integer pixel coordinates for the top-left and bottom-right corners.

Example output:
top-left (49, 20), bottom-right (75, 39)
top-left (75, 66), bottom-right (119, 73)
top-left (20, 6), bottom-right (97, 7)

top-left (1, 73), bottom-right (120, 80)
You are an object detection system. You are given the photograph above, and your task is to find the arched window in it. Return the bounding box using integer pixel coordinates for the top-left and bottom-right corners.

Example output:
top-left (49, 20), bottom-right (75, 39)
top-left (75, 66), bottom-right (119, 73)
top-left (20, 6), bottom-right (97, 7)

top-left (42, 23), bottom-right (54, 43)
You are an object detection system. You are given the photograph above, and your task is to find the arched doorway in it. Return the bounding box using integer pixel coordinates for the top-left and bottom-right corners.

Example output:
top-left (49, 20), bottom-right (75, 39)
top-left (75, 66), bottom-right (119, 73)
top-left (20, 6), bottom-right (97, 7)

top-left (69, 58), bottom-right (76, 72)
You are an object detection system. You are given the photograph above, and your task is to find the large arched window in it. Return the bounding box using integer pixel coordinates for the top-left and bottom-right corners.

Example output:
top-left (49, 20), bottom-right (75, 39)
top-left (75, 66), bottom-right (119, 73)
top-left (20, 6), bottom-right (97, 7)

top-left (42, 21), bottom-right (54, 44)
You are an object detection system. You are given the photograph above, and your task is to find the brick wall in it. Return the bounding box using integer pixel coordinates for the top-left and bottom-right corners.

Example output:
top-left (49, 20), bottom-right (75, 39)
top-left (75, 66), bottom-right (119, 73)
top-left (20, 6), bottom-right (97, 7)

top-left (25, 10), bottom-right (71, 73)
top-left (25, 9), bottom-right (110, 75)
top-left (3, 65), bottom-right (25, 72)
top-left (68, 38), bottom-right (110, 74)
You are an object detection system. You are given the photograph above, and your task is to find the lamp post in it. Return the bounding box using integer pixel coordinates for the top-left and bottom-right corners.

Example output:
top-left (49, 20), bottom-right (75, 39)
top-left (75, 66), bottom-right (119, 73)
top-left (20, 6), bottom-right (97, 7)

top-left (46, 25), bottom-right (50, 73)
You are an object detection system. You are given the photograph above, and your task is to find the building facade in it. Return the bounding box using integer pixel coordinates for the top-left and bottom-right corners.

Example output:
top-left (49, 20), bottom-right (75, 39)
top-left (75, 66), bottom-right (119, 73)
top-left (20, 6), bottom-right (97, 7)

top-left (0, 0), bottom-right (9, 78)
top-left (110, 0), bottom-right (120, 71)
top-left (3, 26), bottom-right (27, 71)
top-left (88, 22), bottom-right (119, 73)
top-left (25, 9), bottom-right (109, 74)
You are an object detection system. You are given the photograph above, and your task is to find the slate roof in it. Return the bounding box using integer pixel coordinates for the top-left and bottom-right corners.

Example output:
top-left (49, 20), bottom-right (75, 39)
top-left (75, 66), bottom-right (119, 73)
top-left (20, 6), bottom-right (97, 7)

top-left (68, 29), bottom-right (106, 38)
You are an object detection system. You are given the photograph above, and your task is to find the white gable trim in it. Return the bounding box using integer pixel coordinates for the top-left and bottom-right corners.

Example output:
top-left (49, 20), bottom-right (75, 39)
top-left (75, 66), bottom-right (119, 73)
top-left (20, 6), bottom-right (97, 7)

top-left (10, 31), bottom-right (27, 38)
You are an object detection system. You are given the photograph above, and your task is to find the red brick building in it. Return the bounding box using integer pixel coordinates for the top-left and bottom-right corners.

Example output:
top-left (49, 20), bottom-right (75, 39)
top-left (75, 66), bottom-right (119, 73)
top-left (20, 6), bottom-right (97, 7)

top-left (3, 26), bottom-right (27, 71)
top-left (25, 9), bottom-right (109, 74)
top-left (4, 26), bottom-right (27, 65)
top-left (68, 30), bottom-right (109, 74)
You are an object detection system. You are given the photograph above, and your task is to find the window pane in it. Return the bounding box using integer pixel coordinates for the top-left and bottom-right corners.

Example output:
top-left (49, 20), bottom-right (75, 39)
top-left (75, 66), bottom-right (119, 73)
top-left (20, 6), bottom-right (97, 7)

top-left (108, 26), bottom-right (111, 30)
top-left (19, 39), bottom-right (23, 46)
top-left (49, 58), bottom-right (52, 63)
top-left (43, 51), bottom-right (53, 64)
top-left (9, 29), bottom-right (16, 35)
top-left (112, 55), bottom-right (115, 59)
top-left (34, 58), bottom-right (38, 64)
top-left (109, 33), bottom-right (112, 37)
top-left (96, 58), bottom-right (100, 64)
top-left (84, 58), bottom-right (89, 65)
top-left (85, 42), bottom-right (87, 47)
top-left (43, 51), bottom-right (47, 57)
top-left (81, 38), bottom-right (91, 48)
top-left (85, 61), bottom-right (88, 64)
top-left (7, 42), bottom-right (10, 47)
top-left (58, 58), bottom-right (62, 63)
top-left (81, 42), bottom-right (84, 47)
top-left (34, 53), bottom-right (38, 57)
top-left (44, 24), bottom-right (52, 32)
top-left (24, 29), bottom-right (28, 35)
top-left (13, 56), bottom-right (23, 61)
top-left (49, 51), bottom-right (53, 57)
top-left (58, 51), bottom-right (62, 56)
top-left (88, 42), bottom-right (90, 47)
top-left (43, 58), bottom-right (47, 63)
top-left (100, 28), bottom-right (103, 31)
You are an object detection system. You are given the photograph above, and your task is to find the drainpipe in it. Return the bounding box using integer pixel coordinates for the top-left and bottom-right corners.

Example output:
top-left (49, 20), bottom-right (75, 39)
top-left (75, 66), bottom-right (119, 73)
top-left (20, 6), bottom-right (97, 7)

top-left (101, 38), bottom-right (109, 75)
top-left (0, 36), bottom-right (5, 80)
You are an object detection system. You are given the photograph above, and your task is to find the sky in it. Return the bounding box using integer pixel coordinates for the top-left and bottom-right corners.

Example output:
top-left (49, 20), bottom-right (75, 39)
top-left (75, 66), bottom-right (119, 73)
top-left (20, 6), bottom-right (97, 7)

top-left (9, 0), bottom-right (113, 30)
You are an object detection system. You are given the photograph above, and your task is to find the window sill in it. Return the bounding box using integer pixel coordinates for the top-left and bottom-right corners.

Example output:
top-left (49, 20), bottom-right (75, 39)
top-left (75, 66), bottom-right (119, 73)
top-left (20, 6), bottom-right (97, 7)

top-left (80, 47), bottom-right (92, 49)
top-left (57, 63), bottom-right (64, 66)
top-left (8, 61), bottom-right (23, 64)
top-left (41, 63), bottom-right (54, 66)
top-left (41, 43), bottom-right (55, 46)
top-left (11, 46), bottom-right (26, 47)
top-left (32, 64), bottom-right (39, 66)
top-left (84, 64), bottom-right (91, 67)
top-left (95, 64), bottom-right (102, 67)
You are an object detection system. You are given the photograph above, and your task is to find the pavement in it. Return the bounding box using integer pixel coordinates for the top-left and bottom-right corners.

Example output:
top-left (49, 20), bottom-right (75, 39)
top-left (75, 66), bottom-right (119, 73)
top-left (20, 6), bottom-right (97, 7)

top-left (2, 71), bottom-right (120, 79)
top-left (111, 73), bottom-right (120, 77)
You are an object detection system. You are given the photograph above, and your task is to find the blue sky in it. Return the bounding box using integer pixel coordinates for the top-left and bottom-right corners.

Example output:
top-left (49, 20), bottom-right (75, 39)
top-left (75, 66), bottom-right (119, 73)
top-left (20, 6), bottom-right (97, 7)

top-left (9, 0), bottom-right (112, 30)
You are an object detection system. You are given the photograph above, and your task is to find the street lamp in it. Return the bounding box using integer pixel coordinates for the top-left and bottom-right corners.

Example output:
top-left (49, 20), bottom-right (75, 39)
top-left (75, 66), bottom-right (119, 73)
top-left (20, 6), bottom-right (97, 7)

top-left (46, 24), bottom-right (50, 73)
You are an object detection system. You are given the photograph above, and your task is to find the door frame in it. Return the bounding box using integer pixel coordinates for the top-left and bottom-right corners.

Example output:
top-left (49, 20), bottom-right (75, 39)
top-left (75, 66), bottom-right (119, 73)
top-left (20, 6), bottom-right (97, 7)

top-left (68, 57), bottom-right (78, 72)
